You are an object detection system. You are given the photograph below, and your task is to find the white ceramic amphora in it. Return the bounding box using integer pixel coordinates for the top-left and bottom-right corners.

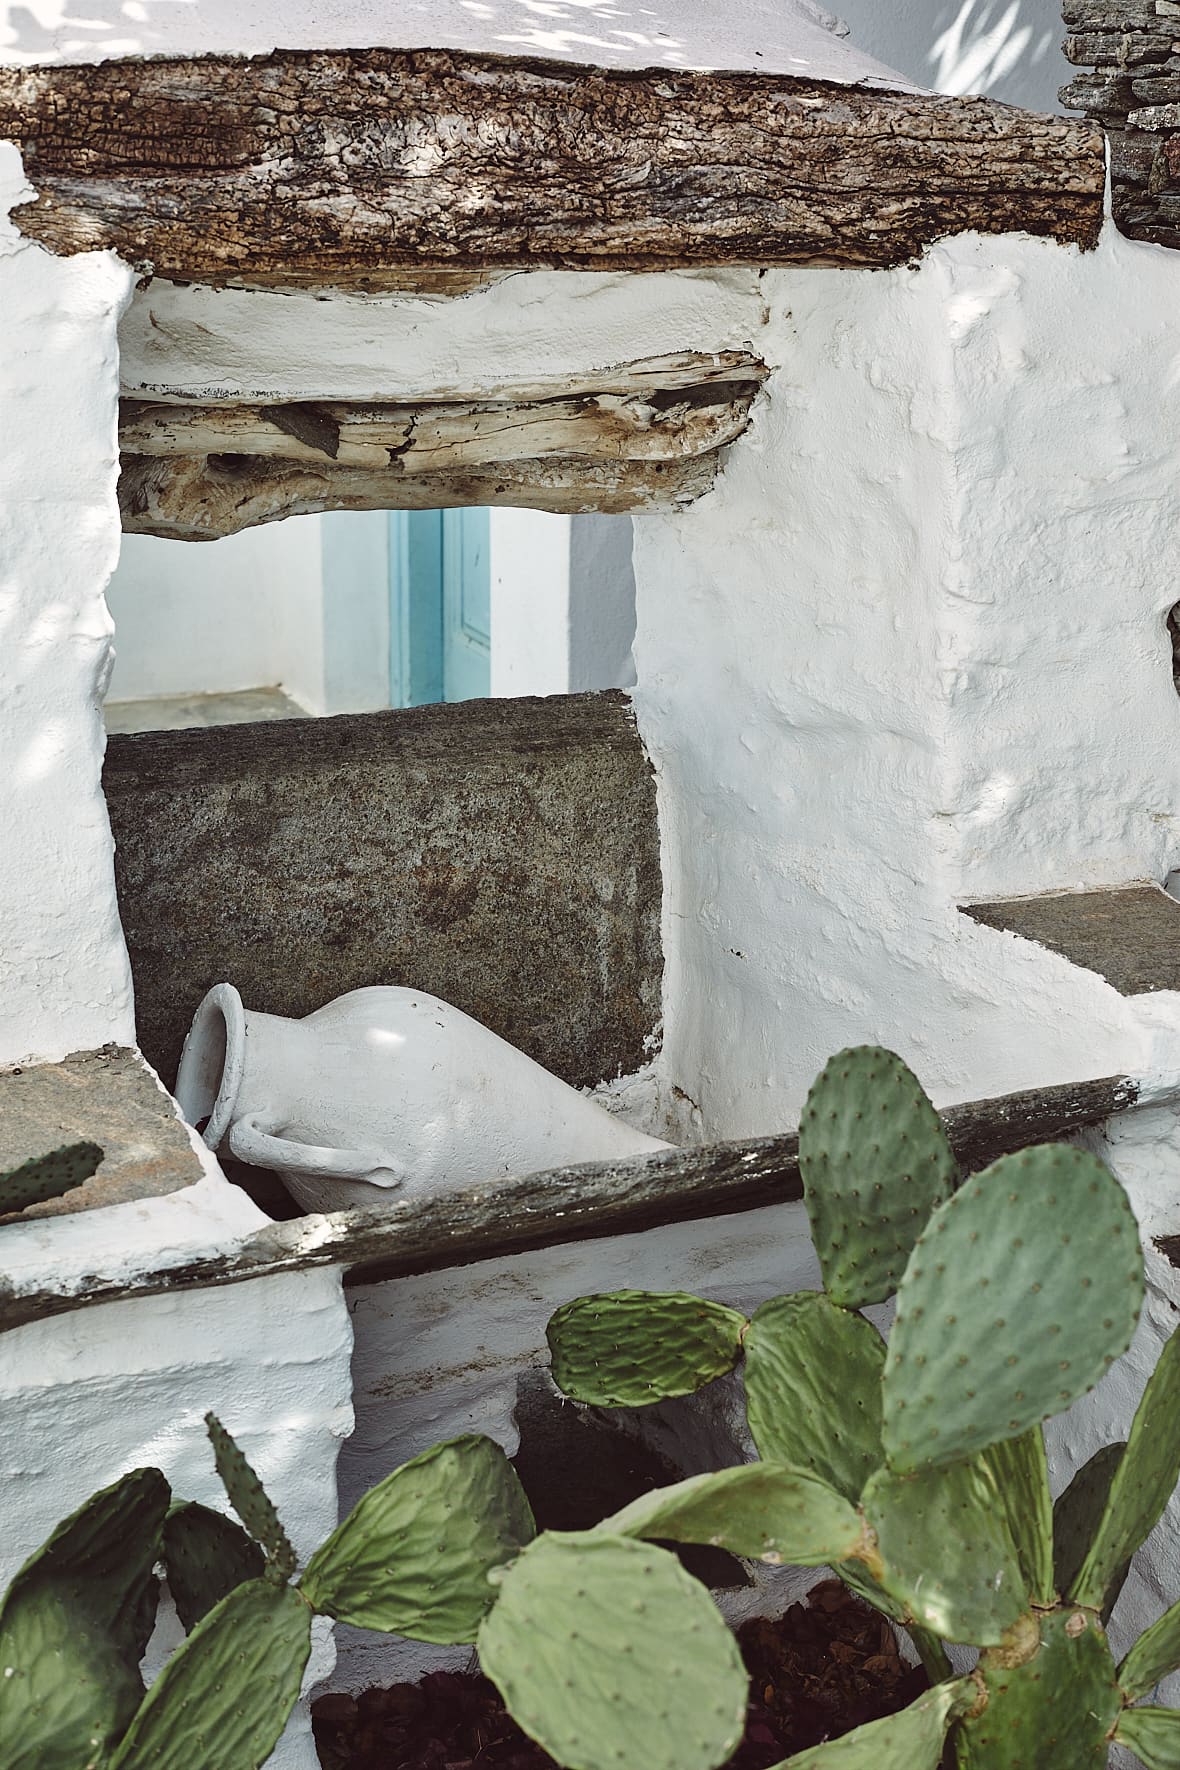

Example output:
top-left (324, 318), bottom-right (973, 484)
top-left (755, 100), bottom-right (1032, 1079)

top-left (175, 982), bottom-right (670, 1213)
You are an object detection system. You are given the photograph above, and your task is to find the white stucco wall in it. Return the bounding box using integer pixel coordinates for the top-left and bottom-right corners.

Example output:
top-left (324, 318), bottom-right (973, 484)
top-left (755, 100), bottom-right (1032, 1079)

top-left (107, 519), bottom-right (327, 713)
top-left (0, 143), bottom-right (135, 1068)
top-left (838, 0), bottom-right (1069, 113)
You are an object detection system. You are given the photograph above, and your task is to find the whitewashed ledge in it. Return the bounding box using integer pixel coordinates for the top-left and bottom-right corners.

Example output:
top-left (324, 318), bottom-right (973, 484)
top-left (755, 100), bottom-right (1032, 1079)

top-left (0, 1073), bottom-right (1145, 1336)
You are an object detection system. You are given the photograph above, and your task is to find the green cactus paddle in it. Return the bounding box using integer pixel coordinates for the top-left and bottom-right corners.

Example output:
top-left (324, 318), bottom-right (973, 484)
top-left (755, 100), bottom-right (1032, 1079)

top-left (0, 1467), bottom-right (170, 1770)
top-left (955, 1605), bottom-right (1121, 1769)
top-left (0, 1141), bottom-right (102, 1215)
top-left (1116, 1704), bottom-right (1180, 1767)
top-left (1052, 1442), bottom-right (1126, 1608)
top-left (301, 1433), bottom-right (535, 1642)
top-left (862, 1458), bottom-right (1025, 1643)
top-left (984, 1426), bottom-right (1054, 1605)
top-left (743, 1292), bottom-right (885, 1501)
top-left (547, 1290), bottom-right (747, 1406)
top-left (797, 1047), bottom-right (959, 1308)
top-left (599, 1461), bottom-right (870, 1567)
top-left (477, 1532), bottom-right (747, 1770)
top-left (205, 1412), bottom-right (297, 1582)
top-left (163, 1501), bottom-right (265, 1632)
top-left (1071, 1328), bottom-right (1180, 1610)
top-left (883, 1144), bottom-right (1143, 1473)
top-left (767, 1677), bottom-right (975, 1767)
top-left (109, 1578), bottom-right (312, 1770)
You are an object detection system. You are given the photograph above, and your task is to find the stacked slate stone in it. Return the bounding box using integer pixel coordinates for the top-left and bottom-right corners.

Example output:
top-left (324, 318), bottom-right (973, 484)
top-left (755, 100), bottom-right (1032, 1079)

top-left (1062, 0), bottom-right (1180, 245)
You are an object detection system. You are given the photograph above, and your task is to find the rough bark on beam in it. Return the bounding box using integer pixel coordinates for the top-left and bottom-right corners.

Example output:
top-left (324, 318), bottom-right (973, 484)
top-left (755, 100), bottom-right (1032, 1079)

top-left (119, 377), bottom-right (766, 470)
top-left (0, 1072), bottom-right (1138, 1334)
top-left (118, 451), bottom-right (719, 539)
top-left (0, 50), bottom-right (1103, 286)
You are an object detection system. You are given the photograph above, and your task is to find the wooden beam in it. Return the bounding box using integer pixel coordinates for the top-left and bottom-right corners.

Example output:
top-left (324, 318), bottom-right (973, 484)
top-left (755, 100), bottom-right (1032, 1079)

top-left (961, 885), bottom-right (1180, 995)
top-left (118, 451), bottom-right (719, 540)
top-left (116, 361), bottom-right (767, 536)
top-left (0, 1072), bottom-right (1138, 1334)
top-left (119, 380), bottom-right (765, 468)
top-left (0, 51), bottom-right (1104, 287)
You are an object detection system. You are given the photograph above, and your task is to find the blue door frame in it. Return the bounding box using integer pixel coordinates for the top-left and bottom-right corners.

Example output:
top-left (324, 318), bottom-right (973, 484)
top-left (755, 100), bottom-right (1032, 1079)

top-left (389, 510), bottom-right (491, 706)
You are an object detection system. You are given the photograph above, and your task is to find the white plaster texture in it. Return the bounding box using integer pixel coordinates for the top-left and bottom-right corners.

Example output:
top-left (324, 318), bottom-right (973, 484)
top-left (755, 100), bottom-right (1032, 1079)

top-left (0, 1268), bottom-right (354, 1767)
top-left (0, 144), bottom-right (137, 1067)
top-left (838, 0), bottom-right (1068, 113)
top-left (0, 0), bottom-right (912, 87)
top-left (629, 228), bottom-right (1180, 1136)
top-left (107, 518), bottom-right (328, 714)
top-left (489, 508), bottom-right (572, 699)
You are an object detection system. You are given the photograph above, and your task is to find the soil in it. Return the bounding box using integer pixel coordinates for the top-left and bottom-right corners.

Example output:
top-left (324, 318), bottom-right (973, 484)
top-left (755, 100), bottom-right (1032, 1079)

top-left (311, 1579), bottom-right (929, 1770)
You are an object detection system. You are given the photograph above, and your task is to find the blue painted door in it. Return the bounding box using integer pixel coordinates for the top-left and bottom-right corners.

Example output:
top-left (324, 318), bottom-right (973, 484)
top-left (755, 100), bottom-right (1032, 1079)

top-left (389, 509), bottom-right (491, 706)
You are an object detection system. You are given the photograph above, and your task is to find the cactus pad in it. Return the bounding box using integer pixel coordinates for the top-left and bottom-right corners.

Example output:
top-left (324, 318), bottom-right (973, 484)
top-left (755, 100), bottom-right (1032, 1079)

top-left (882, 1144), bottom-right (1143, 1473)
top-left (797, 1047), bottom-right (959, 1307)
top-left (743, 1293), bottom-right (885, 1501)
top-left (547, 1290), bottom-right (747, 1407)
top-left (109, 1578), bottom-right (311, 1769)
top-left (1072, 1328), bottom-right (1180, 1611)
top-left (477, 1531), bottom-right (747, 1770)
top-left (955, 1606), bottom-right (1120, 1770)
top-left (765, 1678), bottom-right (973, 1767)
top-left (204, 1412), bottom-right (297, 1581)
top-left (984, 1427), bottom-right (1054, 1605)
top-left (300, 1434), bottom-right (534, 1642)
top-left (600, 1462), bottom-right (867, 1566)
top-left (0, 1467), bottom-right (170, 1768)
top-left (1052, 1443), bottom-right (1126, 1611)
top-left (1120, 1597), bottom-right (1180, 1703)
top-left (163, 1501), bottom-right (266, 1632)
top-left (862, 1458), bottom-right (1025, 1643)
top-left (1116, 1704), bottom-right (1180, 1768)
top-left (0, 1141), bottom-right (102, 1215)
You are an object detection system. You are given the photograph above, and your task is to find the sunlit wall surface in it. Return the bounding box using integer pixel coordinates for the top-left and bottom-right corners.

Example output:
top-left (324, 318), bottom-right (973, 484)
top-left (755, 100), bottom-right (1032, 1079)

top-left (834, 0), bottom-right (1068, 114)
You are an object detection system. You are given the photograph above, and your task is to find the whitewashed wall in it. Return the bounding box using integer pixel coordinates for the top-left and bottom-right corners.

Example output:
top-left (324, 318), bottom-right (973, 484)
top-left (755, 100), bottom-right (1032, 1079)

top-left (837, 0), bottom-right (1069, 113)
top-left (107, 519), bottom-right (328, 713)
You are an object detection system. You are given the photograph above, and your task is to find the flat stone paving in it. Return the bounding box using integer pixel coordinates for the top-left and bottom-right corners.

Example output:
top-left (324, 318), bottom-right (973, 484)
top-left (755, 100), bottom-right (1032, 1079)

top-left (0, 1046), bottom-right (204, 1222)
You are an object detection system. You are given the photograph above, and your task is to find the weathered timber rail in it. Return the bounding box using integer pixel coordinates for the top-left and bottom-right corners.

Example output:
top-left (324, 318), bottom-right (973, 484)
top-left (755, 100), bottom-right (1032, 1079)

top-left (0, 1072), bottom-right (1137, 1334)
top-left (0, 50), bottom-right (1104, 287)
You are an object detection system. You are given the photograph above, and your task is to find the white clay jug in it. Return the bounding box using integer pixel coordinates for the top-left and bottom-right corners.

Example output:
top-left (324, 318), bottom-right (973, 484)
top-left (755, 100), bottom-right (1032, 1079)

top-left (175, 982), bottom-right (670, 1214)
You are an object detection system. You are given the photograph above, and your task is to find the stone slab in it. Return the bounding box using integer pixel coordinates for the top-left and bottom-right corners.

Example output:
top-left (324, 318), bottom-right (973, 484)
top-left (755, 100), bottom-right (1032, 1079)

top-left (0, 1045), bottom-right (204, 1222)
top-left (961, 884), bottom-right (1180, 995)
top-left (103, 691), bottom-right (662, 1091)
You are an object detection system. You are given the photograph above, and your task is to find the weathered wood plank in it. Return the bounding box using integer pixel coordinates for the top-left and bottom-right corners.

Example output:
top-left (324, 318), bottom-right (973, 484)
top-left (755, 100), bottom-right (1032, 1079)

top-left (103, 692), bottom-right (662, 1092)
top-left (118, 451), bottom-right (720, 539)
top-left (0, 50), bottom-right (1104, 286)
top-left (961, 885), bottom-right (1180, 994)
top-left (119, 378), bottom-right (766, 468)
top-left (0, 1072), bottom-right (1138, 1334)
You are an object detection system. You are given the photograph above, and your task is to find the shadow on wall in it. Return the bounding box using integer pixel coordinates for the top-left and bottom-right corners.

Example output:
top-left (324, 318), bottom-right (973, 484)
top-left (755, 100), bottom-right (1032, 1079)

top-left (836, 0), bottom-right (1066, 113)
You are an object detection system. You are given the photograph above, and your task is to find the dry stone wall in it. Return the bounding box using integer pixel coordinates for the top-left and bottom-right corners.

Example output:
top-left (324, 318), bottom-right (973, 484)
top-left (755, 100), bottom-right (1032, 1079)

top-left (1062, 0), bottom-right (1180, 245)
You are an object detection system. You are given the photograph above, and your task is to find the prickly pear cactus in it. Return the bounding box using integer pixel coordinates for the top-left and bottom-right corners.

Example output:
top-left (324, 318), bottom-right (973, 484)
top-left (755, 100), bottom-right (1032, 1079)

top-left (477, 1532), bottom-right (747, 1770)
top-left (743, 1293), bottom-right (884, 1499)
top-left (301, 1434), bottom-right (535, 1642)
top-left (163, 1500), bottom-right (265, 1631)
top-left (0, 1140), bottom-right (102, 1215)
top-left (0, 1467), bottom-right (169, 1769)
top-left (547, 1290), bottom-right (747, 1406)
top-left (108, 1578), bottom-right (312, 1770)
top-left (797, 1047), bottom-right (959, 1307)
top-left (772, 1679), bottom-right (975, 1767)
top-left (600, 1462), bottom-right (868, 1568)
top-left (954, 1607), bottom-right (1121, 1770)
top-left (882, 1143), bottom-right (1143, 1473)
top-left (204, 1412), bottom-right (297, 1582)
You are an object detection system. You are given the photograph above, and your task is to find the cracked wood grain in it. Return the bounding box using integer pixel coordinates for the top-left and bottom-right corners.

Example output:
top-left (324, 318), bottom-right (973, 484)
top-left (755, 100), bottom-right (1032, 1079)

top-left (0, 49), bottom-right (1104, 286)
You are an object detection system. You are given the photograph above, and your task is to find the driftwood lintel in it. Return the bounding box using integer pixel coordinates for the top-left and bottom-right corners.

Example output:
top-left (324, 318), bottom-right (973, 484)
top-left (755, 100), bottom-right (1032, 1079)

top-left (0, 1072), bottom-right (1138, 1334)
top-left (0, 49), bottom-right (1105, 287)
